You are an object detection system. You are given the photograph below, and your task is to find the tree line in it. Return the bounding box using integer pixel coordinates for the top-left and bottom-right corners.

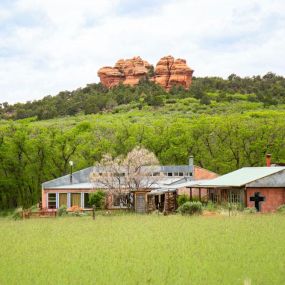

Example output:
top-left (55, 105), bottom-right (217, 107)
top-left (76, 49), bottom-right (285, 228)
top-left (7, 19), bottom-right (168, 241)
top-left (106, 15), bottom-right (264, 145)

top-left (1, 72), bottom-right (285, 120)
top-left (0, 110), bottom-right (285, 209)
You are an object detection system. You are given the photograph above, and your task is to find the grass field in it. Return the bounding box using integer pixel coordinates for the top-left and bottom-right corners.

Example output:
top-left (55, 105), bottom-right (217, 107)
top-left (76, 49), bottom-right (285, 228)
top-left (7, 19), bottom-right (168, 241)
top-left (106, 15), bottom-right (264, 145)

top-left (0, 214), bottom-right (284, 285)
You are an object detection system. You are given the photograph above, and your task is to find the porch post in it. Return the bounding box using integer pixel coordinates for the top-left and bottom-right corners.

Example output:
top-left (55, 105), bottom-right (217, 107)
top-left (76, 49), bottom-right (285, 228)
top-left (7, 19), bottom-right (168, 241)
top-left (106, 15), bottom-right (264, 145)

top-left (241, 188), bottom-right (246, 208)
top-left (67, 193), bottom-right (71, 208)
top-left (46, 192), bottom-right (49, 209)
top-left (81, 192), bottom-right (84, 208)
top-left (198, 188), bottom-right (201, 201)
top-left (56, 193), bottom-right (59, 209)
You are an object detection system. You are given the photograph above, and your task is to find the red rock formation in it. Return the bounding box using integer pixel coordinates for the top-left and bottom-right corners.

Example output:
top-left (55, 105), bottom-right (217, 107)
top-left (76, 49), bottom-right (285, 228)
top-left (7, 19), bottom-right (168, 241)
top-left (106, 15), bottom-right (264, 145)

top-left (97, 55), bottom-right (193, 90)
top-left (97, 66), bottom-right (124, 88)
top-left (154, 56), bottom-right (193, 90)
top-left (98, 56), bottom-right (152, 88)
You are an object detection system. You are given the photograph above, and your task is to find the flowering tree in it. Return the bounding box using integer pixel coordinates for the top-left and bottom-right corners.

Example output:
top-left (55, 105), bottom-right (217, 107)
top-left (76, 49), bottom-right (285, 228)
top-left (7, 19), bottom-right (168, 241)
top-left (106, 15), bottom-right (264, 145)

top-left (90, 147), bottom-right (161, 208)
top-left (123, 146), bottom-right (160, 191)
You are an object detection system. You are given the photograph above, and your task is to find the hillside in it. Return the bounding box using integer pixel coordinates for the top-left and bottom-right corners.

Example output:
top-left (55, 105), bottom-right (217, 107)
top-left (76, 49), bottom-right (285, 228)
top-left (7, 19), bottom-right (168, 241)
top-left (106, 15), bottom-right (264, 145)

top-left (1, 72), bottom-right (285, 121)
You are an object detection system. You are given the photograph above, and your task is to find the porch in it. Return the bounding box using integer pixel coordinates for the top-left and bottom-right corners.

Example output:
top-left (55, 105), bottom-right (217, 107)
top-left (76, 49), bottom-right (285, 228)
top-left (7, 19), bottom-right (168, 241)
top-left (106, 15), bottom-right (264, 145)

top-left (205, 187), bottom-right (246, 207)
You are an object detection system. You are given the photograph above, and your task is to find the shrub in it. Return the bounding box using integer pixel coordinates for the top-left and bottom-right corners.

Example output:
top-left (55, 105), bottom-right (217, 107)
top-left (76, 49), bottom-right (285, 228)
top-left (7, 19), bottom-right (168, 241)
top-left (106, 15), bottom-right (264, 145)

top-left (178, 201), bottom-right (203, 215)
top-left (67, 205), bottom-right (83, 213)
top-left (89, 191), bottom-right (106, 209)
top-left (277, 204), bottom-right (285, 214)
top-left (0, 209), bottom-right (14, 217)
top-left (29, 205), bottom-right (39, 212)
top-left (243, 207), bottom-right (257, 214)
top-left (177, 194), bottom-right (190, 207)
top-left (203, 201), bottom-right (217, 211)
top-left (57, 205), bottom-right (67, 216)
top-left (70, 211), bottom-right (89, 217)
top-left (12, 207), bottom-right (23, 220)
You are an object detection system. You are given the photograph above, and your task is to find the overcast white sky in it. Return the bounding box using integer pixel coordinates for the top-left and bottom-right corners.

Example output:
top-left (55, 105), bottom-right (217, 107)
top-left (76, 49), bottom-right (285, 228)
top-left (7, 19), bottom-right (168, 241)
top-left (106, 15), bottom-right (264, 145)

top-left (0, 0), bottom-right (285, 103)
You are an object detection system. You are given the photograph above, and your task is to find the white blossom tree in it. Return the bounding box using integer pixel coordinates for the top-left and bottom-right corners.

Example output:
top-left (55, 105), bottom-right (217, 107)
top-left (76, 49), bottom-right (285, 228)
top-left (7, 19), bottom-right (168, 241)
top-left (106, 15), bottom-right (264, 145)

top-left (90, 147), bottom-right (161, 208)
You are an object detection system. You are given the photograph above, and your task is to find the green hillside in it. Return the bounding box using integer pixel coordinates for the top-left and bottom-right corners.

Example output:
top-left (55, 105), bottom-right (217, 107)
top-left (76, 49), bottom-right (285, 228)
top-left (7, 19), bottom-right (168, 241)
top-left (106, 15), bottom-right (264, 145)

top-left (1, 72), bottom-right (285, 120)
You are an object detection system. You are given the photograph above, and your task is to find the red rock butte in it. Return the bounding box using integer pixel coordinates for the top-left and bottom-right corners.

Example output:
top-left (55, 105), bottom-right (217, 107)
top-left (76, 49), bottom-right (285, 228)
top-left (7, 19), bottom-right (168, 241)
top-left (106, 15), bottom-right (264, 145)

top-left (97, 55), bottom-right (194, 91)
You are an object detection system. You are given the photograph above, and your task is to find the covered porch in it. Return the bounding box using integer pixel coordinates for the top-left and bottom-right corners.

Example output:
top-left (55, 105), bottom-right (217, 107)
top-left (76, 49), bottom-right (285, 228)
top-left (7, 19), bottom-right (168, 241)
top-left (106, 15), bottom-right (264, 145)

top-left (205, 187), bottom-right (246, 207)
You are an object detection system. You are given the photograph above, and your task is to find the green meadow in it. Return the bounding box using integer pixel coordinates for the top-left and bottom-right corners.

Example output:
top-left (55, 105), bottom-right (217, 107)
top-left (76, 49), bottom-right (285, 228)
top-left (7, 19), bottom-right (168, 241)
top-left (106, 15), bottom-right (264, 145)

top-left (0, 215), bottom-right (284, 285)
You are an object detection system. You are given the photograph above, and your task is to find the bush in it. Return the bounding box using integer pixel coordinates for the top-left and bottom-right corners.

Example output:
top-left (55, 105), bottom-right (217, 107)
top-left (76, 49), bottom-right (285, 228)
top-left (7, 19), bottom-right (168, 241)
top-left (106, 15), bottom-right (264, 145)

top-left (89, 191), bottom-right (106, 209)
top-left (203, 201), bottom-right (217, 211)
top-left (177, 194), bottom-right (190, 207)
top-left (12, 207), bottom-right (23, 220)
top-left (243, 207), bottom-right (257, 214)
top-left (57, 205), bottom-right (67, 216)
top-left (67, 205), bottom-right (83, 213)
top-left (0, 209), bottom-right (14, 217)
top-left (178, 201), bottom-right (203, 215)
top-left (70, 211), bottom-right (89, 217)
top-left (29, 205), bottom-right (39, 212)
top-left (277, 204), bottom-right (285, 214)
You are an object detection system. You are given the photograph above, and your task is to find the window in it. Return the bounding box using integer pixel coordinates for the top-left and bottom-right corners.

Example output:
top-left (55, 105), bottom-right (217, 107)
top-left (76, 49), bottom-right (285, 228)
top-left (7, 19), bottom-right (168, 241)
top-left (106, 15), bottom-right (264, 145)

top-left (228, 191), bottom-right (241, 203)
top-left (167, 172), bottom-right (173, 176)
top-left (48, 193), bottom-right (56, 209)
top-left (179, 172), bottom-right (184, 176)
top-left (174, 172), bottom-right (179, 176)
top-left (113, 194), bottom-right (128, 207)
top-left (71, 193), bottom-right (81, 207)
top-left (153, 172), bottom-right (160, 176)
top-left (84, 193), bottom-right (91, 208)
top-left (59, 193), bottom-right (67, 207)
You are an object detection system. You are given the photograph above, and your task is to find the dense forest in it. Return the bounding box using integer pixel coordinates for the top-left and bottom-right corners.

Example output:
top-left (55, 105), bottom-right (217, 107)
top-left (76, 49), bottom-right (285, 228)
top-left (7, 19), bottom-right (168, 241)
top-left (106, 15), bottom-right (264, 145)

top-left (1, 72), bottom-right (285, 120)
top-left (1, 72), bottom-right (285, 209)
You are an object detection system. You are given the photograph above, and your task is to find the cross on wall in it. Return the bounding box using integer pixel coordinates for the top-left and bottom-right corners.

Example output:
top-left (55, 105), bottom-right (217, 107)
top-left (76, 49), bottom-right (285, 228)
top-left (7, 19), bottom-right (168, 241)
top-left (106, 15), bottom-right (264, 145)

top-left (249, 192), bottom-right (265, 212)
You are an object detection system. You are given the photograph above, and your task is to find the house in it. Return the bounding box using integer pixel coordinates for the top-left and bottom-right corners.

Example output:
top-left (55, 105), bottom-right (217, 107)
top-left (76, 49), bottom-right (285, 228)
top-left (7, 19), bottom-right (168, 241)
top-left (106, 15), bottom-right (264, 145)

top-left (195, 166), bottom-right (285, 212)
top-left (42, 163), bottom-right (218, 213)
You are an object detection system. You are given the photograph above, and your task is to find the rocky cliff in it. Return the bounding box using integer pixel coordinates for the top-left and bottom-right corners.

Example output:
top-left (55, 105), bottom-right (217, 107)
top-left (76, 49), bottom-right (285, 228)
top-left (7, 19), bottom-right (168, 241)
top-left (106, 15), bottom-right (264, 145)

top-left (97, 55), bottom-right (193, 90)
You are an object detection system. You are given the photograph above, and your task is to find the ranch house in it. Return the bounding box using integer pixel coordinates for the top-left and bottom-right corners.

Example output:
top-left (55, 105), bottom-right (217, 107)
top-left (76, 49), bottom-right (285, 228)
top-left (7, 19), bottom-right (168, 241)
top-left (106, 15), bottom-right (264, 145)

top-left (42, 162), bottom-right (218, 213)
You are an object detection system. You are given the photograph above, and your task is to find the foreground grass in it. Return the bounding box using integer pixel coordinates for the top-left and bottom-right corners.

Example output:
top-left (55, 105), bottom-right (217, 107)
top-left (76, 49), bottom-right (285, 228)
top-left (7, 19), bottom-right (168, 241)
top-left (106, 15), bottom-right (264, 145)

top-left (0, 215), bottom-right (284, 285)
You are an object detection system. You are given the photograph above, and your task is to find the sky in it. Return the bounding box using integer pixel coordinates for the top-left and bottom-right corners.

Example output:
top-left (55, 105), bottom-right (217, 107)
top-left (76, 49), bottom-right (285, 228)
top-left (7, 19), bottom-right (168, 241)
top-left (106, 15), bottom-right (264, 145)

top-left (0, 0), bottom-right (285, 103)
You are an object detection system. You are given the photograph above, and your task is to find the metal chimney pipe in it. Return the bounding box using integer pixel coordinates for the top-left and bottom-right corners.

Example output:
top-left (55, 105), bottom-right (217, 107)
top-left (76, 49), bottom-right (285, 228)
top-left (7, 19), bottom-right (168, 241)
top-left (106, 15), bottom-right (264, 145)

top-left (266, 154), bottom-right (271, 167)
top-left (189, 155), bottom-right (194, 180)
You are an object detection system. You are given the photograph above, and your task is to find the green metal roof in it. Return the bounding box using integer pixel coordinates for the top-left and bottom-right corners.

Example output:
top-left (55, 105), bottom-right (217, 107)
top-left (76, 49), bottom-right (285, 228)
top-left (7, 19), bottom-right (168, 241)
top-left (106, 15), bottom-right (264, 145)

top-left (198, 167), bottom-right (285, 188)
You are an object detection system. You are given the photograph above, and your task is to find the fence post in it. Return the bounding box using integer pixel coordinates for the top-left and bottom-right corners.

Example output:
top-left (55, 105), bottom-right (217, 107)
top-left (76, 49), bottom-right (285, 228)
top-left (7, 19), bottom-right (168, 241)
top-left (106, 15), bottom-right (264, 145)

top-left (92, 204), bottom-right (96, 220)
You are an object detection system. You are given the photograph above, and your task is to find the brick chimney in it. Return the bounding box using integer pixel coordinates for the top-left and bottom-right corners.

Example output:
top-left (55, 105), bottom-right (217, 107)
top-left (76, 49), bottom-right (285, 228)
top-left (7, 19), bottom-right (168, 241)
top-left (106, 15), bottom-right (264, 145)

top-left (266, 154), bottom-right (271, 167)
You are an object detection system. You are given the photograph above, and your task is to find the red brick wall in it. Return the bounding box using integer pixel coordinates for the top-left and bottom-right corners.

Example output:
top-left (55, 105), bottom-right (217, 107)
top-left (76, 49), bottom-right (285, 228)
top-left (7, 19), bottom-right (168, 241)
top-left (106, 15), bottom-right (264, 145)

top-left (177, 187), bottom-right (207, 199)
top-left (194, 166), bottom-right (218, 180)
top-left (246, 188), bottom-right (285, 213)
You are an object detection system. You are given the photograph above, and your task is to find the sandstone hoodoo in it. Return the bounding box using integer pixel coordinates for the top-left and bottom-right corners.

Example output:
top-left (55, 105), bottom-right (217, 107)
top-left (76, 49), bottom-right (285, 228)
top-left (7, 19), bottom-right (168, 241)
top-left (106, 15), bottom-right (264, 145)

top-left (154, 56), bottom-right (194, 90)
top-left (97, 56), bottom-right (152, 88)
top-left (97, 55), bottom-right (194, 90)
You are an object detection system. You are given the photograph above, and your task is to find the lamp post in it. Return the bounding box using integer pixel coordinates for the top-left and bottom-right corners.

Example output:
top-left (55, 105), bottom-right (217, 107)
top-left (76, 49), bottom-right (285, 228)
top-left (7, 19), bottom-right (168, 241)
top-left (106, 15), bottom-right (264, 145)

top-left (69, 160), bottom-right (74, 184)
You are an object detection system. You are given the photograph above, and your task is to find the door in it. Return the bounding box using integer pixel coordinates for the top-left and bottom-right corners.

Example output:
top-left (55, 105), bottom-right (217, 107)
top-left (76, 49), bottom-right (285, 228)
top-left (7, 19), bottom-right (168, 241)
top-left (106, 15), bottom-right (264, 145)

top-left (135, 194), bottom-right (146, 213)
